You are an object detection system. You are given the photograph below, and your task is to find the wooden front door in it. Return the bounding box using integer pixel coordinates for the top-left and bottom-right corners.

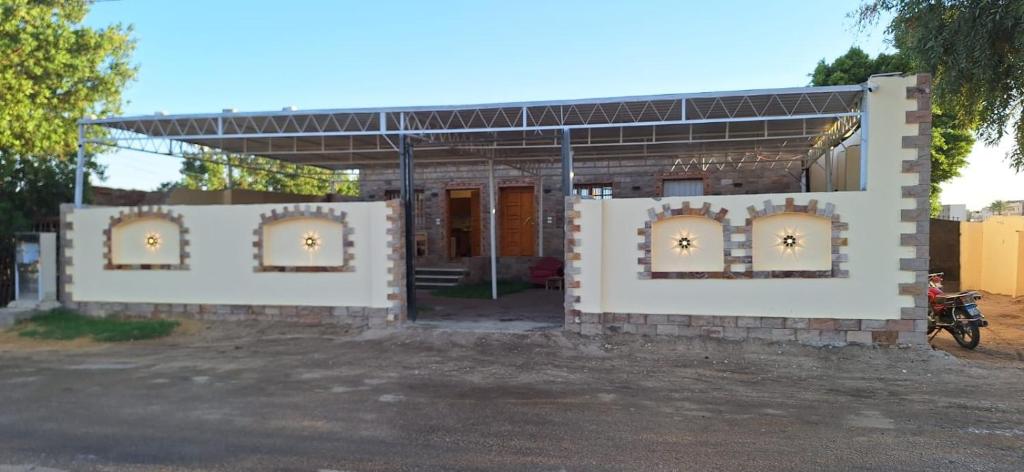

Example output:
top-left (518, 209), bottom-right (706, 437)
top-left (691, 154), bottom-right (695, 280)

top-left (499, 186), bottom-right (536, 257)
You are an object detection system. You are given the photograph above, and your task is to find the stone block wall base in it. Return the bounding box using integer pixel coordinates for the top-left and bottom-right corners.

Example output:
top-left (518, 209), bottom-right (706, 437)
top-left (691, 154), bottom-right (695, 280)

top-left (564, 312), bottom-right (927, 348)
top-left (66, 301), bottom-right (401, 330)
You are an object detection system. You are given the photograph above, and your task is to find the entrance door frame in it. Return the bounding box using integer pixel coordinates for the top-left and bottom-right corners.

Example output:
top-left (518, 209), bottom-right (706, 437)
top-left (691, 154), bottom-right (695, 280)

top-left (444, 183), bottom-right (486, 260)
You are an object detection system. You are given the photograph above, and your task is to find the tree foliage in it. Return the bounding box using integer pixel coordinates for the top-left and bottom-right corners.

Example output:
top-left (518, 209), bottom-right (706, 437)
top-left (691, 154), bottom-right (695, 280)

top-left (810, 46), bottom-right (975, 215)
top-left (171, 153), bottom-right (358, 196)
top-left (0, 0), bottom-right (135, 299)
top-left (857, 0), bottom-right (1024, 171)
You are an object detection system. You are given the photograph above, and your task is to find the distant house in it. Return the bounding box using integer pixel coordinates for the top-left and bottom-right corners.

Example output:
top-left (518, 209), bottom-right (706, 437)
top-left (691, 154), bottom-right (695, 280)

top-left (939, 204), bottom-right (967, 221)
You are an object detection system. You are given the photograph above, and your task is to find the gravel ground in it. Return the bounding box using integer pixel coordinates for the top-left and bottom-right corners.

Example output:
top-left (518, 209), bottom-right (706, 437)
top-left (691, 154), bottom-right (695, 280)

top-left (0, 320), bottom-right (1022, 471)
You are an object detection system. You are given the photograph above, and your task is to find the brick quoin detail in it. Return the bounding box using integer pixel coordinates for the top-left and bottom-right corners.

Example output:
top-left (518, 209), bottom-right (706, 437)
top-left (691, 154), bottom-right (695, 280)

top-left (563, 197), bottom-right (583, 331)
top-left (252, 204), bottom-right (355, 273)
top-left (103, 206), bottom-right (191, 271)
top-left (385, 199), bottom-right (407, 324)
top-left (896, 73), bottom-right (933, 346)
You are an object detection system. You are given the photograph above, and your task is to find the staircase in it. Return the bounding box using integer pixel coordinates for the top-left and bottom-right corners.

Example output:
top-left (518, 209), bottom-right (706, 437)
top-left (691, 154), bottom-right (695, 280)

top-left (414, 267), bottom-right (468, 289)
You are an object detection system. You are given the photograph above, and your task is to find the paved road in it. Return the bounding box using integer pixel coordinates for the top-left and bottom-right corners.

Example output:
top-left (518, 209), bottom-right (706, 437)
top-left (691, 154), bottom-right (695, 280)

top-left (0, 323), bottom-right (1022, 471)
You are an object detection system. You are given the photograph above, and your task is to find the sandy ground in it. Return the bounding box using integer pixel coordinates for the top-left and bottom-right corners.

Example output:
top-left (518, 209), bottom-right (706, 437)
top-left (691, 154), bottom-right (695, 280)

top-left (0, 316), bottom-right (1022, 471)
top-left (929, 292), bottom-right (1024, 364)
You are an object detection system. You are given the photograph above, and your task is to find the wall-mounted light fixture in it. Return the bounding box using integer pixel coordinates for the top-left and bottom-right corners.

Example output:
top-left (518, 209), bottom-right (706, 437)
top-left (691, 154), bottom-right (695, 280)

top-left (144, 232), bottom-right (161, 251)
top-left (302, 231), bottom-right (321, 252)
top-left (673, 231), bottom-right (698, 255)
top-left (777, 229), bottom-right (803, 255)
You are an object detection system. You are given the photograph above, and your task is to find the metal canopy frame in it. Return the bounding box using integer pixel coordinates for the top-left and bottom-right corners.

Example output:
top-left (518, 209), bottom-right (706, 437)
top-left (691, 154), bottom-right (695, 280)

top-left (78, 84), bottom-right (864, 169)
top-left (74, 83), bottom-right (868, 315)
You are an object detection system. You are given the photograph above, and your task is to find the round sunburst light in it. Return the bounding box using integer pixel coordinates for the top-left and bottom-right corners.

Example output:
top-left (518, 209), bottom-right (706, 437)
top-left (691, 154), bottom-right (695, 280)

top-left (144, 232), bottom-right (161, 251)
top-left (302, 232), bottom-right (321, 252)
top-left (776, 228), bottom-right (804, 255)
top-left (673, 231), bottom-right (698, 255)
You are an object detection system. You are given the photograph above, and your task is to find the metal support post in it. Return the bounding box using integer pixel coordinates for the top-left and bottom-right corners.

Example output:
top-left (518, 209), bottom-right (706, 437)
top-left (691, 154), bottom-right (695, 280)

top-left (537, 175), bottom-right (544, 257)
top-left (824, 148), bottom-right (833, 192)
top-left (859, 90), bottom-right (870, 190)
top-left (399, 135), bottom-right (417, 320)
top-left (488, 159), bottom-right (498, 300)
top-left (561, 128), bottom-right (573, 196)
top-left (74, 123), bottom-right (86, 207)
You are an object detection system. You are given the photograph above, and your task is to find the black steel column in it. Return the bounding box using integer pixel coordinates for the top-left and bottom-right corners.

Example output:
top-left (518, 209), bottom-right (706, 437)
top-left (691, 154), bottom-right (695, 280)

top-left (399, 135), bottom-right (417, 321)
top-left (561, 127), bottom-right (573, 196)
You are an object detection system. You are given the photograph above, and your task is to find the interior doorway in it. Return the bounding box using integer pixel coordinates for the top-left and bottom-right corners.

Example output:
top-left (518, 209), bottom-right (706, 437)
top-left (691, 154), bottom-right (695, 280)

top-left (499, 186), bottom-right (536, 257)
top-left (446, 188), bottom-right (481, 259)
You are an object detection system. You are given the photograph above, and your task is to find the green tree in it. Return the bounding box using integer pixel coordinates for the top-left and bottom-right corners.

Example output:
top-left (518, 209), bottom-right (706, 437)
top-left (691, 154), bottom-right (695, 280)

top-left (810, 46), bottom-right (975, 215)
top-left (173, 153), bottom-right (358, 196)
top-left (856, 0), bottom-right (1024, 171)
top-left (988, 200), bottom-right (1007, 216)
top-left (0, 0), bottom-right (136, 300)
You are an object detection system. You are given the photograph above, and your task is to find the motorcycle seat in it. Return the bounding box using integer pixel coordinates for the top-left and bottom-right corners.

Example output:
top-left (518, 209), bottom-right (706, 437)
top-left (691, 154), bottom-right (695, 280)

top-left (935, 291), bottom-right (979, 300)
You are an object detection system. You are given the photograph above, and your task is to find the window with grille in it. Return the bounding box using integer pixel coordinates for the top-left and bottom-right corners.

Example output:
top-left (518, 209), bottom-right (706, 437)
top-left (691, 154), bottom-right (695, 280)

top-left (572, 183), bottom-right (613, 200)
top-left (661, 179), bottom-right (704, 197)
top-left (384, 189), bottom-right (426, 228)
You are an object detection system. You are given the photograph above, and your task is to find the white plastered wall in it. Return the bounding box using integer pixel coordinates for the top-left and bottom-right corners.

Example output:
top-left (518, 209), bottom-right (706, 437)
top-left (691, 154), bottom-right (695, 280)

top-left (68, 202), bottom-right (393, 307)
top-left (574, 76), bottom-right (919, 320)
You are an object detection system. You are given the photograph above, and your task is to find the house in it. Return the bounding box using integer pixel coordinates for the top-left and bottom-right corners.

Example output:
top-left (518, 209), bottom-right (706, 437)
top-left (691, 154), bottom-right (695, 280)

top-left (939, 204), bottom-right (967, 221)
top-left (61, 74), bottom-right (932, 346)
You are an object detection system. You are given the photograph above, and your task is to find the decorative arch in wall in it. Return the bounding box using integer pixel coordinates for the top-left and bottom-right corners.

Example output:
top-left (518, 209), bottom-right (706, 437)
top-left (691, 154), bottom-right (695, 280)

top-left (104, 207), bottom-right (190, 270)
top-left (637, 201), bottom-right (733, 279)
top-left (741, 198), bottom-right (849, 278)
top-left (253, 205), bottom-right (354, 272)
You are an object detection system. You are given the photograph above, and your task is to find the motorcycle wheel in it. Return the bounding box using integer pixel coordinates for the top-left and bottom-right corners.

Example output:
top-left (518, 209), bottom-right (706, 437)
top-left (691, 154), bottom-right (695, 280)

top-left (950, 321), bottom-right (980, 350)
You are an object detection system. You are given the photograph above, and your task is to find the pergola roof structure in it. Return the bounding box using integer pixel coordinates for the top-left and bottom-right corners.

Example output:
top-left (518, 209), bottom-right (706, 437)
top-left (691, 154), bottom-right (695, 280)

top-left (75, 83), bottom-right (869, 309)
top-left (81, 84), bottom-right (865, 170)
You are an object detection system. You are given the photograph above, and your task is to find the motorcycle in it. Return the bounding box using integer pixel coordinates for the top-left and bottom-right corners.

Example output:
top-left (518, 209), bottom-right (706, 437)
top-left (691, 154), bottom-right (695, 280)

top-left (927, 272), bottom-right (988, 349)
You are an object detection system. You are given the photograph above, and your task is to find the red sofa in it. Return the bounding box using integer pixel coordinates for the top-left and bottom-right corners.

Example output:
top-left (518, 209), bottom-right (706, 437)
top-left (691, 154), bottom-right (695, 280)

top-left (528, 257), bottom-right (564, 286)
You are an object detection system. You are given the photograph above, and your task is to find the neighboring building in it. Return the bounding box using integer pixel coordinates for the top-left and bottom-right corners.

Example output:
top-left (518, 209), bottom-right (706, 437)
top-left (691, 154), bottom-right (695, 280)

top-left (938, 204), bottom-right (967, 221)
top-left (961, 216), bottom-right (1024, 297)
top-left (967, 200), bottom-right (1024, 221)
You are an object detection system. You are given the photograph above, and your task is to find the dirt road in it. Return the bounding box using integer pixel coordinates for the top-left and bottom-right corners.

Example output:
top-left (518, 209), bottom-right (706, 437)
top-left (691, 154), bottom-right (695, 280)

top-left (0, 321), bottom-right (1022, 471)
top-left (930, 292), bottom-right (1024, 365)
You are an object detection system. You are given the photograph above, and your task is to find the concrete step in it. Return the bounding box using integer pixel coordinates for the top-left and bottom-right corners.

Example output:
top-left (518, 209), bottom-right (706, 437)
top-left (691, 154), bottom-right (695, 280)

top-left (415, 281), bottom-right (461, 288)
top-left (414, 266), bottom-right (468, 288)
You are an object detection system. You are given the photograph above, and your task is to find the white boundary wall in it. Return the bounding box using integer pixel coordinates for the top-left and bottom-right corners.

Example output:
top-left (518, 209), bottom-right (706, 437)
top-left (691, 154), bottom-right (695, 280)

top-left (66, 202), bottom-right (394, 308)
top-left (572, 76), bottom-right (919, 321)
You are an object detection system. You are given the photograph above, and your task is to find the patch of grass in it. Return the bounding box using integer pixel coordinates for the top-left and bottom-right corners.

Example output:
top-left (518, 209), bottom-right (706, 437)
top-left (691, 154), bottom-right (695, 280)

top-left (16, 308), bottom-right (179, 342)
top-left (431, 280), bottom-right (534, 299)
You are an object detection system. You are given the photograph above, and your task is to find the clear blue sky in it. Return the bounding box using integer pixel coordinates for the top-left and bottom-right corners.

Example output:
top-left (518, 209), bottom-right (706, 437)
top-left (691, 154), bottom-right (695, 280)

top-left (85, 0), bottom-right (1024, 208)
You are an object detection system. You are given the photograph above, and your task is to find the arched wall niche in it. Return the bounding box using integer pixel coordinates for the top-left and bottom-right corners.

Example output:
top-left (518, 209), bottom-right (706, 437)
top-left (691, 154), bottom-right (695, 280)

top-left (637, 201), bottom-right (733, 279)
top-left (104, 207), bottom-right (189, 270)
top-left (253, 205), bottom-right (354, 272)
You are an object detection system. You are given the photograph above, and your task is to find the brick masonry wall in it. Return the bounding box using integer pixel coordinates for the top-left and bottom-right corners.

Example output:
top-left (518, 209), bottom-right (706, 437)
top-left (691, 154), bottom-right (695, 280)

top-left (564, 74), bottom-right (932, 347)
top-left (359, 156), bottom-right (802, 275)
